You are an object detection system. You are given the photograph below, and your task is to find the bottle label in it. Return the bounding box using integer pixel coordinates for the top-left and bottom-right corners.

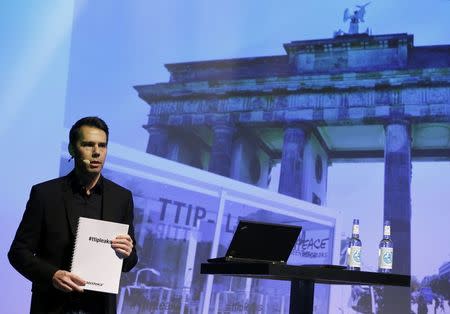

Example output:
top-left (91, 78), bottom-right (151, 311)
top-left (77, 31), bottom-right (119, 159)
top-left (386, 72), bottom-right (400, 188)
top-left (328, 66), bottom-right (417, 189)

top-left (384, 225), bottom-right (391, 236)
top-left (352, 224), bottom-right (359, 235)
top-left (348, 246), bottom-right (361, 267)
top-left (378, 247), bottom-right (393, 269)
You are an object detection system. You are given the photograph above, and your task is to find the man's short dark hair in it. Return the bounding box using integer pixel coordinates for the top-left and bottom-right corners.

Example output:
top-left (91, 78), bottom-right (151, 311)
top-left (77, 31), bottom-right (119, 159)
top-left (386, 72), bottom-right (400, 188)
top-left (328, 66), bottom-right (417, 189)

top-left (69, 116), bottom-right (109, 146)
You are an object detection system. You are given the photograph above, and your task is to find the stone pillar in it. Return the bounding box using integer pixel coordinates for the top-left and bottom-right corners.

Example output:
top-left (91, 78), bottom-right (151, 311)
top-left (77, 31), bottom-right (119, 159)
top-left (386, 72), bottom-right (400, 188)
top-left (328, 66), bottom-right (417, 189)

top-left (145, 125), bottom-right (169, 158)
top-left (208, 123), bottom-right (235, 177)
top-left (278, 124), bottom-right (309, 199)
top-left (382, 121), bottom-right (412, 313)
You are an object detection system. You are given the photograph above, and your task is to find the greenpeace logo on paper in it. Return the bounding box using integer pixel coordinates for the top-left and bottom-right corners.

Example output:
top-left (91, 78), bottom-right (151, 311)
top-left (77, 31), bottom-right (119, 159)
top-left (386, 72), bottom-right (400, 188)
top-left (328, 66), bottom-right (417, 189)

top-left (88, 236), bottom-right (112, 244)
top-left (86, 281), bottom-right (104, 287)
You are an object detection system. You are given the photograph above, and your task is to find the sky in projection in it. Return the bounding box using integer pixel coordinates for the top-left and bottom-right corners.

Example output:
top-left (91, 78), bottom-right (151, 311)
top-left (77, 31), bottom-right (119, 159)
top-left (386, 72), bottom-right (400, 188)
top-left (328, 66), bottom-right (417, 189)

top-left (0, 1), bottom-right (449, 313)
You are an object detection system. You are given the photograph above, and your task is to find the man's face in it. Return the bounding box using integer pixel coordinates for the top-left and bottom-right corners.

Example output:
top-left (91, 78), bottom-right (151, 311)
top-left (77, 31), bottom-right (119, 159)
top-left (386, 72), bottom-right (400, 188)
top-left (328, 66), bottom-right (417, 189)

top-left (71, 125), bottom-right (107, 175)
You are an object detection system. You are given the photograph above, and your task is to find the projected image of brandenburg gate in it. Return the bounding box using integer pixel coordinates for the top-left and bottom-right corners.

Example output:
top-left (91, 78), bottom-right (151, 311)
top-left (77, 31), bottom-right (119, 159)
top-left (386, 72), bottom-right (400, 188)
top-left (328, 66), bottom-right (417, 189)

top-left (135, 33), bottom-right (450, 312)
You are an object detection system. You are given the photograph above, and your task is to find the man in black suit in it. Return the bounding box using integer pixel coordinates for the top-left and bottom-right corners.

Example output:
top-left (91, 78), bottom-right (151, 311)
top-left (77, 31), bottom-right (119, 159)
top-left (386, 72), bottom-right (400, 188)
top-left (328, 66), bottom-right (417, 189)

top-left (8, 117), bottom-right (138, 313)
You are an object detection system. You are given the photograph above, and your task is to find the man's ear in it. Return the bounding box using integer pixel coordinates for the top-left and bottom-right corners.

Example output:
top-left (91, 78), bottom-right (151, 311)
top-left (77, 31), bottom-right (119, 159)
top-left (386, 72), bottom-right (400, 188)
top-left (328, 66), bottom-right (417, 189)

top-left (68, 144), bottom-right (75, 157)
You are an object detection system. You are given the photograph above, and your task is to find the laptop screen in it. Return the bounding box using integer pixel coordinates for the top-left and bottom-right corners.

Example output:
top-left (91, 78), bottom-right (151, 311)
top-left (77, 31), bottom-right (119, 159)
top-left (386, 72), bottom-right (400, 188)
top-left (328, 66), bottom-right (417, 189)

top-left (225, 220), bottom-right (302, 263)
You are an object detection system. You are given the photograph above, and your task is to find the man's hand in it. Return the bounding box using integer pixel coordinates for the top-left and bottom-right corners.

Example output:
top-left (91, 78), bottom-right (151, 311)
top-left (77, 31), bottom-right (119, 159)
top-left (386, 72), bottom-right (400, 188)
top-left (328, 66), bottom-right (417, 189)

top-left (52, 270), bottom-right (86, 292)
top-left (111, 234), bottom-right (133, 258)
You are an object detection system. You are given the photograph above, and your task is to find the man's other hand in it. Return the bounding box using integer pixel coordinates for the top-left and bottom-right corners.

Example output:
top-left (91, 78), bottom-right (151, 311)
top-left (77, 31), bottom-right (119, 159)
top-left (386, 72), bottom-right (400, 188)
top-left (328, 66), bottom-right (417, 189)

top-left (52, 270), bottom-right (86, 292)
top-left (111, 234), bottom-right (133, 258)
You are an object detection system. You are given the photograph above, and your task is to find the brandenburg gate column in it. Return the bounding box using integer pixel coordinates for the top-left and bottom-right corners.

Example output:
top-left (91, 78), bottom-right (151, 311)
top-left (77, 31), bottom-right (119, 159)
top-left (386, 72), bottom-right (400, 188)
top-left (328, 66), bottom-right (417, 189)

top-left (208, 122), bottom-right (236, 177)
top-left (145, 124), bottom-right (169, 158)
top-left (278, 124), bottom-right (309, 200)
top-left (383, 120), bottom-right (412, 313)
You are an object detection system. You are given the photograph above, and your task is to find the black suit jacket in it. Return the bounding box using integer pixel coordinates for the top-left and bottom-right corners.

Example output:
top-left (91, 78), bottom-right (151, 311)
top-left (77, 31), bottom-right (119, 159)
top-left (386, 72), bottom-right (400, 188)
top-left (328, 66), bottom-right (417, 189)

top-left (8, 172), bottom-right (138, 314)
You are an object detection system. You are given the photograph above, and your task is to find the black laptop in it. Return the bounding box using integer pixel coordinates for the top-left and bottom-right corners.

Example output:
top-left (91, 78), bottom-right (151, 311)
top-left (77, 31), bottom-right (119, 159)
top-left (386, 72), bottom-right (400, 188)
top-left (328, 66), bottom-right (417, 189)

top-left (207, 220), bottom-right (302, 264)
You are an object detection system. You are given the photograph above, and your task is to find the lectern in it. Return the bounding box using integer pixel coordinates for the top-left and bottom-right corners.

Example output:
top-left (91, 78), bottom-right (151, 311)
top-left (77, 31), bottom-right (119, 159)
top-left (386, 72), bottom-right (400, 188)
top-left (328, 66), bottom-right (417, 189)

top-left (201, 262), bottom-right (410, 314)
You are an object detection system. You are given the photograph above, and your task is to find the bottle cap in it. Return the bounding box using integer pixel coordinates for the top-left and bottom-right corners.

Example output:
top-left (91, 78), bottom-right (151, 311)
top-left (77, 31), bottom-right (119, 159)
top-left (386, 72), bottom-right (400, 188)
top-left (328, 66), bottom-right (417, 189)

top-left (353, 219), bottom-right (359, 224)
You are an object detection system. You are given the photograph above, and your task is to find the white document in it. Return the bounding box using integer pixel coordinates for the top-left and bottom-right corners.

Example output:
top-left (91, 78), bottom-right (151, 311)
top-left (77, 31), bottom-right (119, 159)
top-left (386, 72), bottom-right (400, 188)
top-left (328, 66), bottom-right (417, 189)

top-left (70, 217), bottom-right (129, 294)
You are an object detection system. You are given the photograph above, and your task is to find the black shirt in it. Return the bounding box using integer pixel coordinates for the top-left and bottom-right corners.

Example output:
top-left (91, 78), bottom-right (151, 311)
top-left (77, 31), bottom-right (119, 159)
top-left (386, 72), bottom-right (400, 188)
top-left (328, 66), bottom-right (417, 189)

top-left (66, 173), bottom-right (106, 313)
top-left (70, 174), bottom-right (103, 221)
